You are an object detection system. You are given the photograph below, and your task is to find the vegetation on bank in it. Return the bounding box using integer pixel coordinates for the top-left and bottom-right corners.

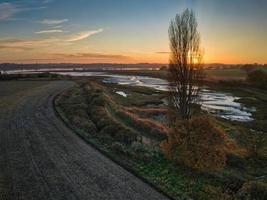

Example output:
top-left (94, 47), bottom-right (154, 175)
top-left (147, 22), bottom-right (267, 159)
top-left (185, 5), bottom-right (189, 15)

top-left (55, 76), bottom-right (267, 200)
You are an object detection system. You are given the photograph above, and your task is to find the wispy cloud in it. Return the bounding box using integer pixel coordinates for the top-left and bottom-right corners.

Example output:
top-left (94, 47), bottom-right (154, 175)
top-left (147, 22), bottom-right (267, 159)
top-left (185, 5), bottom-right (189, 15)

top-left (0, 38), bottom-right (59, 49)
top-left (155, 51), bottom-right (170, 54)
top-left (0, 3), bottom-right (17, 21)
top-left (0, 2), bottom-right (46, 21)
top-left (41, 19), bottom-right (68, 25)
top-left (55, 52), bottom-right (130, 60)
top-left (35, 29), bottom-right (63, 34)
top-left (0, 29), bottom-right (104, 50)
top-left (42, 0), bottom-right (54, 4)
top-left (66, 29), bottom-right (103, 42)
top-left (0, 45), bottom-right (32, 51)
top-left (52, 25), bottom-right (63, 28)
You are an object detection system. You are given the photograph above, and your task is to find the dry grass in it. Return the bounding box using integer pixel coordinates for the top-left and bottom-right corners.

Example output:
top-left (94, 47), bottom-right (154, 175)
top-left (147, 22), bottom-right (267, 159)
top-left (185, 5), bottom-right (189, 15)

top-left (125, 107), bottom-right (167, 116)
top-left (121, 108), bottom-right (169, 135)
top-left (224, 138), bottom-right (247, 157)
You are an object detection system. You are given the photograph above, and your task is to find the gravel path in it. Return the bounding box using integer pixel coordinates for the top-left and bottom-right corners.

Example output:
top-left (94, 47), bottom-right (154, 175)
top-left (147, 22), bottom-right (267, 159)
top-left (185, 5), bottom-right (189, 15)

top-left (0, 81), bottom-right (169, 200)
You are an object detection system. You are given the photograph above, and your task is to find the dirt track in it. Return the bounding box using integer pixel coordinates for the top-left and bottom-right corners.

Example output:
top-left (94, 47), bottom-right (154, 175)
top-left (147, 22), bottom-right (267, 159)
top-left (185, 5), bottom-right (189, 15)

top-left (0, 81), bottom-right (168, 200)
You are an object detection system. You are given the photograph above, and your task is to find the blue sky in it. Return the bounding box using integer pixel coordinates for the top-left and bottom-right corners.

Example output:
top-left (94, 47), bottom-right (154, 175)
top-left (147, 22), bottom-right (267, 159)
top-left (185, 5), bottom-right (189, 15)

top-left (0, 0), bottom-right (266, 63)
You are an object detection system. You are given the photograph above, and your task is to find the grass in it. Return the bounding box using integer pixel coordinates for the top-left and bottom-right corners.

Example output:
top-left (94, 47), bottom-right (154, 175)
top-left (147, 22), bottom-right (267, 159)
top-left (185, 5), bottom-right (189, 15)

top-left (205, 68), bottom-right (246, 80)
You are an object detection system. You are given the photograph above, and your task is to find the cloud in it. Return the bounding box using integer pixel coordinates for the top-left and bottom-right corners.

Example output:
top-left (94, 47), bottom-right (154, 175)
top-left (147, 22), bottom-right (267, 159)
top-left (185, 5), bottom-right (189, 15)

top-left (0, 3), bottom-right (16, 21)
top-left (41, 19), bottom-right (68, 25)
top-left (35, 29), bottom-right (63, 34)
top-left (42, 0), bottom-right (54, 3)
top-left (0, 29), bottom-right (104, 50)
top-left (0, 45), bottom-right (32, 51)
top-left (55, 52), bottom-right (130, 60)
top-left (0, 38), bottom-right (59, 49)
top-left (155, 51), bottom-right (170, 54)
top-left (52, 25), bottom-right (63, 28)
top-left (0, 2), bottom-right (46, 21)
top-left (66, 29), bottom-right (103, 42)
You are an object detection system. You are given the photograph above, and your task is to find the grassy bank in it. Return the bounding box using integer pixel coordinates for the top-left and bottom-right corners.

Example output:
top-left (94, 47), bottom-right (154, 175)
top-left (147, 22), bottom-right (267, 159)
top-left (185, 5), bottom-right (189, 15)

top-left (55, 77), bottom-right (267, 200)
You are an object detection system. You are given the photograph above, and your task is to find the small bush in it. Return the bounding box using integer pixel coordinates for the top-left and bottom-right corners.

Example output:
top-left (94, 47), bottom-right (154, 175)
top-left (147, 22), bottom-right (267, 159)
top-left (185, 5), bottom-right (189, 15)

top-left (247, 70), bottom-right (267, 89)
top-left (116, 108), bottom-right (167, 140)
top-left (86, 88), bottom-right (137, 145)
top-left (130, 142), bottom-right (153, 161)
top-left (222, 173), bottom-right (245, 196)
top-left (111, 142), bottom-right (127, 155)
top-left (226, 154), bottom-right (246, 170)
top-left (238, 129), bottom-right (267, 158)
top-left (72, 116), bottom-right (97, 134)
top-left (131, 142), bottom-right (146, 154)
top-left (89, 94), bottom-right (106, 107)
top-left (161, 116), bottom-right (227, 171)
top-left (237, 181), bottom-right (267, 200)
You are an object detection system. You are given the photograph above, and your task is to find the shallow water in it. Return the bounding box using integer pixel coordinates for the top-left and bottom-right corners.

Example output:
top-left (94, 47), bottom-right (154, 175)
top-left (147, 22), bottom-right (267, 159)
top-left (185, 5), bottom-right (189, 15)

top-left (115, 91), bottom-right (127, 97)
top-left (199, 89), bottom-right (255, 121)
top-left (103, 74), bottom-right (169, 91)
top-left (54, 71), bottom-right (255, 122)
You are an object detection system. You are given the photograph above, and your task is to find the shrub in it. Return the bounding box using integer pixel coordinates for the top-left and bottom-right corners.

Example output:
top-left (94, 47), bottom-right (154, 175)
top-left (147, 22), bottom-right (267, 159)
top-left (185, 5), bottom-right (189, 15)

top-left (226, 154), bottom-right (246, 170)
top-left (221, 173), bottom-right (245, 196)
top-left (115, 108), bottom-right (167, 140)
top-left (131, 142), bottom-right (146, 154)
top-left (161, 116), bottom-right (227, 171)
top-left (242, 64), bottom-right (256, 75)
top-left (117, 129), bottom-right (137, 144)
top-left (100, 125), bottom-right (136, 144)
top-left (130, 142), bottom-right (153, 161)
top-left (247, 70), bottom-right (267, 88)
top-left (248, 120), bottom-right (267, 133)
top-left (72, 115), bottom-right (97, 134)
top-left (89, 94), bottom-right (106, 107)
top-left (237, 181), bottom-right (267, 200)
top-left (100, 125), bottom-right (118, 136)
top-left (86, 87), bottom-right (137, 145)
top-left (111, 142), bottom-right (128, 155)
top-left (238, 129), bottom-right (267, 158)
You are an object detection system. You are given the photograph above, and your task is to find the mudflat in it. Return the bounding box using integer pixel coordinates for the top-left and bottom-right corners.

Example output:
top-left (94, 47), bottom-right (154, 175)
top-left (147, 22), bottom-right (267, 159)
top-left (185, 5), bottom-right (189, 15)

top-left (0, 81), bottom-right (168, 200)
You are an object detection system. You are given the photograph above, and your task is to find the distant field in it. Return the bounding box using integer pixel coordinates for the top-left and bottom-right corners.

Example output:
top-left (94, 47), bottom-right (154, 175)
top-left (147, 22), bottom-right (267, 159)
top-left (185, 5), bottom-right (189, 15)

top-left (205, 68), bottom-right (246, 80)
top-left (206, 66), bottom-right (267, 80)
top-left (109, 66), bottom-right (267, 81)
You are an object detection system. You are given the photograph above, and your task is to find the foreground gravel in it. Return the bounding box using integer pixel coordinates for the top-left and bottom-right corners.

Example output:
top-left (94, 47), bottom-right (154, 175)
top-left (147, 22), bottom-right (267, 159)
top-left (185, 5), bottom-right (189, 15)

top-left (0, 81), bottom-right (169, 200)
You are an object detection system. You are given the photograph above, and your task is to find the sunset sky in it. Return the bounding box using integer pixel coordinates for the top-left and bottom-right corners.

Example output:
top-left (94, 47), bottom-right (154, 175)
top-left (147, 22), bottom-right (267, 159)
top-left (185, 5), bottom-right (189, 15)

top-left (0, 0), bottom-right (266, 64)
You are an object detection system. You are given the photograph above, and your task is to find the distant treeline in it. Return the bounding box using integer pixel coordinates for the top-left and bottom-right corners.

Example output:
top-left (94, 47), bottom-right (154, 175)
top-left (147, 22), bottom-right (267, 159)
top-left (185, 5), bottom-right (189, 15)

top-left (0, 63), bottom-right (266, 72)
top-left (205, 63), bottom-right (267, 70)
top-left (0, 63), bottom-right (164, 72)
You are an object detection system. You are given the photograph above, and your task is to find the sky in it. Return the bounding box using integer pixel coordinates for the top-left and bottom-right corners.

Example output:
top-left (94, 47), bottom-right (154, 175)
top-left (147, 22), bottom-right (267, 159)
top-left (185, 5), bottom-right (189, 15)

top-left (0, 0), bottom-right (266, 64)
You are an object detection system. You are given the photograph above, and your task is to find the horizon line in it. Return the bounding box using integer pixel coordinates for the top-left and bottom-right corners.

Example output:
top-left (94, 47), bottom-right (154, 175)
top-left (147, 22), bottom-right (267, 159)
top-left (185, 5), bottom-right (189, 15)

top-left (0, 62), bottom-right (266, 66)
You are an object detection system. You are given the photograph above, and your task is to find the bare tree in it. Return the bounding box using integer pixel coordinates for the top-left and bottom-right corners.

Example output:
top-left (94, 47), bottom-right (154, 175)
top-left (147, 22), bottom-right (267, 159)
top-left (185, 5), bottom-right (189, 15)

top-left (168, 9), bottom-right (204, 120)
